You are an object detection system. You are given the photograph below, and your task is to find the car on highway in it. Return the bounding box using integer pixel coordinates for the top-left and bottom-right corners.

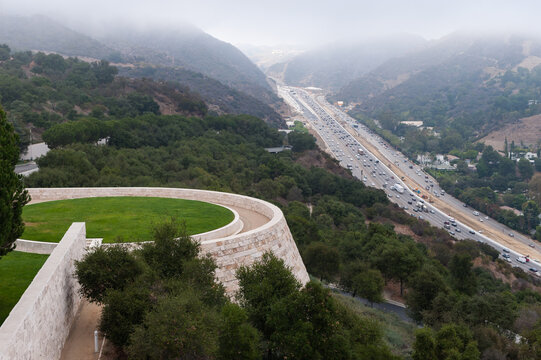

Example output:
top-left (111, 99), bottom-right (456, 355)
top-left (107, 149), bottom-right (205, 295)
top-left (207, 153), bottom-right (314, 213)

top-left (469, 230), bottom-right (475, 234)
top-left (517, 257), bottom-right (527, 264)
top-left (508, 233), bottom-right (514, 237)
top-left (502, 248), bottom-right (510, 253)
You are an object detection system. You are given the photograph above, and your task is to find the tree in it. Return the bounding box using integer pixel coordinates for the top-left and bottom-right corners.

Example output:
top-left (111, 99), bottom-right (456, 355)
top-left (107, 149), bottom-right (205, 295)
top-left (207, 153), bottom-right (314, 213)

top-left (139, 218), bottom-right (199, 279)
top-left (449, 254), bottom-right (477, 295)
top-left (352, 269), bottom-right (384, 305)
top-left (412, 328), bottom-right (437, 360)
top-left (522, 200), bottom-right (540, 231)
top-left (406, 265), bottom-right (449, 322)
top-left (518, 158), bottom-right (534, 180)
top-left (0, 44), bottom-right (10, 61)
top-left (75, 245), bottom-right (144, 303)
top-left (534, 158), bottom-right (541, 172)
top-left (373, 239), bottom-right (423, 295)
top-left (435, 324), bottom-right (480, 360)
top-left (218, 304), bottom-right (260, 360)
top-left (100, 281), bottom-right (153, 347)
top-left (288, 131), bottom-right (316, 152)
top-left (266, 282), bottom-right (351, 359)
top-left (127, 291), bottom-right (220, 359)
top-left (0, 104), bottom-right (30, 259)
top-left (302, 242), bottom-right (340, 281)
top-left (530, 174), bottom-right (541, 207)
top-left (236, 252), bottom-right (301, 337)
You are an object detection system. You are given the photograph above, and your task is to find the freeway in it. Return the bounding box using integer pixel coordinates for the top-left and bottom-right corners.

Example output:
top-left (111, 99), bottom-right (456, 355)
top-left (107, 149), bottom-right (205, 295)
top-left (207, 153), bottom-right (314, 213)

top-left (278, 85), bottom-right (541, 275)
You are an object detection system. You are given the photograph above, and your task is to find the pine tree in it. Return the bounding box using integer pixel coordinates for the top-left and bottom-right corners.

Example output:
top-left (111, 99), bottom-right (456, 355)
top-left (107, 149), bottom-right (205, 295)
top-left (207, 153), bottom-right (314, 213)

top-left (0, 105), bottom-right (30, 259)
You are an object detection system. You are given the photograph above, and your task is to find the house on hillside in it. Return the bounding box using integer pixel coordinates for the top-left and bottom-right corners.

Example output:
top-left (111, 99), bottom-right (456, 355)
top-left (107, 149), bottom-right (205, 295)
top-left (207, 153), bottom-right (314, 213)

top-left (510, 151), bottom-right (537, 163)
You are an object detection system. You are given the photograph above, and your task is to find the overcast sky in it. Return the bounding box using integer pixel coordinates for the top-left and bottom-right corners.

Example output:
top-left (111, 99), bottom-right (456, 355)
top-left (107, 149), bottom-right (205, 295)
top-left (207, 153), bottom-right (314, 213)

top-left (2, 0), bottom-right (541, 47)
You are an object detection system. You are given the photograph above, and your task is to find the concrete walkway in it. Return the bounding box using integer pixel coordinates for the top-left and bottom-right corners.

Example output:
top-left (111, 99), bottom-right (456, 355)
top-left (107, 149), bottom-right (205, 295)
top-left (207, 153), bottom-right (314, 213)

top-left (228, 205), bottom-right (269, 233)
top-left (60, 300), bottom-right (103, 360)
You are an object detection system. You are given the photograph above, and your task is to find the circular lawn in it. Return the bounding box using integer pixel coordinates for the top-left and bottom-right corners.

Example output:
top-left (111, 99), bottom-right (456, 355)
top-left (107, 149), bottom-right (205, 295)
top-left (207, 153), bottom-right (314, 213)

top-left (22, 196), bottom-right (234, 243)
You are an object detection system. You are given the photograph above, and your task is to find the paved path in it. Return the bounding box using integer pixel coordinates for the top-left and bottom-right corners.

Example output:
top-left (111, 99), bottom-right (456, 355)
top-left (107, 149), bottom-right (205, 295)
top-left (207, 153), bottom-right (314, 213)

top-left (228, 205), bottom-right (269, 233)
top-left (60, 300), bottom-right (103, 360)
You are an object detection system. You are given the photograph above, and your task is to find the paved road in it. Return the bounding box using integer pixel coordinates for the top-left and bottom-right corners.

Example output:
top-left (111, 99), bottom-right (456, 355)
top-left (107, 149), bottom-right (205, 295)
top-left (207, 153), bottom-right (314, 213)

top-left (15, 162), bottom-right (39, 176)
top-left (279, 85), bottom-right (541, 275)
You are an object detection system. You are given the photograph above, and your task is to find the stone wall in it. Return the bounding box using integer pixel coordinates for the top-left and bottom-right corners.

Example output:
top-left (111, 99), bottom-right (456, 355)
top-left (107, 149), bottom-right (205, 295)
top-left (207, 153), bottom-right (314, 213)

top-left (0, 223), bottom-right (86, 360)
top-left (14, 238), bottom-right (58, 254)
top-left (26, 188), bottom-right (310, 294)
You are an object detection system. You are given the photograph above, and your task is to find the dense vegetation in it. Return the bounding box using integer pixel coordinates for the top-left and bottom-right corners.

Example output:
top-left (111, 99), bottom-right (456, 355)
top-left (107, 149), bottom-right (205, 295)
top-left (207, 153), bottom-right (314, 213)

top-left (427, 145), bottom-right (541, 237)
top-left (341, 34), bottom-right (541, 158)
top-left (25, 107), bottom-right (541, 358)
top-left (102, 25), bottom-right (279, 106)
top-left (0, 14), bottom-right (282, 113)
top-left (0, 45), bottom-right (209, 149)
top-left (119, 65), bottom-right (284, 126)
top-left (75, 219), bottom-right (399, 359)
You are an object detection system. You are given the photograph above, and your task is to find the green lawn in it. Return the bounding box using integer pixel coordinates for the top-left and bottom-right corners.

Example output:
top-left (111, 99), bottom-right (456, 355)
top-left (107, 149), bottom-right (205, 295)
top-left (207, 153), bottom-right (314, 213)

top-left (0, 251), bottom-right (49, 325)
top-left (22, 197), bottom-right (234, 243)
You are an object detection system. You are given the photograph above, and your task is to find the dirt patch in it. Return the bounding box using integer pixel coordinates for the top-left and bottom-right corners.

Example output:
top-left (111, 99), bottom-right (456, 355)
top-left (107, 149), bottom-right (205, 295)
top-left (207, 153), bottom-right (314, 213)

top-left (384, 280), bottom-right (406, 304)
top-left (294, 149), bottom-right (353, 179)
top-left (478, 114), bottom-right (541, 151)
top-left (23, 222), bottom-right (43, 227)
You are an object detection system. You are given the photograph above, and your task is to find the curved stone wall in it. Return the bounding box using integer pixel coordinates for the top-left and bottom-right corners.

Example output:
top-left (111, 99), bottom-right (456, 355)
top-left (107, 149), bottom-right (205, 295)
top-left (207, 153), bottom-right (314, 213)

top-left (25, 188), bottom-right (310, 293)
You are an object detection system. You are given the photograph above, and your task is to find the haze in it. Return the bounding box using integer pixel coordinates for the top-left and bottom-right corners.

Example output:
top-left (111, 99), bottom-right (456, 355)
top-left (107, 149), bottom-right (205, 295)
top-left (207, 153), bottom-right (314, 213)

top-left (2, 0), bottom-right (541, 47)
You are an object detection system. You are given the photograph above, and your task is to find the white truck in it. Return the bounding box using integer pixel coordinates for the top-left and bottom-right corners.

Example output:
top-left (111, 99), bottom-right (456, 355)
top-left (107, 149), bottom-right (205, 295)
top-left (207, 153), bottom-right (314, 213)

top-left (358, 148), bottom-right (365, 156)
top-left (394, 184), bottom-right (404, 194)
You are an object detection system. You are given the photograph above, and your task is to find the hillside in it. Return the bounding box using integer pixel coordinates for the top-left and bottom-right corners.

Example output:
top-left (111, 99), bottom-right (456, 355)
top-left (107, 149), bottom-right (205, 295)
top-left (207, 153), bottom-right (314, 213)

top-left (0, 15), bottom-right (285, 115)
top-left (119, 65), bottom-right (285, 127)
top-left (99, 25), bottom-right (281, 107)
top-left (267, 35), bottom-right (426, 90)
top-left (478, 113), bottom-right (541, 151)
top-left (340, 33), bottom-right (541, 137)
top-left (0, 15), bottom-right (116, 61)
top-left (0, 48), bottom-right (206, 147)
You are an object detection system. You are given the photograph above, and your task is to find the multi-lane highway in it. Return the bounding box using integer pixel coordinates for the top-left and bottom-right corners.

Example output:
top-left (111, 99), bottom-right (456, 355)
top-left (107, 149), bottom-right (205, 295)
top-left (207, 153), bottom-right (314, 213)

top-left (278, 85), bottom-right (541, 275)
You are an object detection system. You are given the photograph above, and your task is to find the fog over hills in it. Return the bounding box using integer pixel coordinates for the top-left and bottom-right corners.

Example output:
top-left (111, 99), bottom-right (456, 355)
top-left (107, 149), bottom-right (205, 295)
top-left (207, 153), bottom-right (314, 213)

top-left (98, 25), bottom-right (280, 106)
top-left (338, 32), bottom-right (541, 135)
top-left (265, 34), bottom-right (427, 90)
top-left (336, 32), bottom-right (541, 104)
top-left (0, 15), bottom-right (116, 60)
top-left (0, 14), bottom-right (285, 124)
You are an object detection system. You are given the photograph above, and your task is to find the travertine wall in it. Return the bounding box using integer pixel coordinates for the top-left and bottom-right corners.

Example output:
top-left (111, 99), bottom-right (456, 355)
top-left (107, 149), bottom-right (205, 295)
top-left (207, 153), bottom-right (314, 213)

top-left (0, 223), bottom-right (86, 360)
top-left (26, 187), bottom-right (310, 293)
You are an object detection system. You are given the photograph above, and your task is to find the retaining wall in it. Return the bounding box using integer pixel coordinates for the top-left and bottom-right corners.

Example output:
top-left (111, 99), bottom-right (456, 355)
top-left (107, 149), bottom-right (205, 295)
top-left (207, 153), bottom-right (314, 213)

top-left (0, 223), bottom-right (86, 360)
top-left (26, 188), bottom-right (309, 293)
